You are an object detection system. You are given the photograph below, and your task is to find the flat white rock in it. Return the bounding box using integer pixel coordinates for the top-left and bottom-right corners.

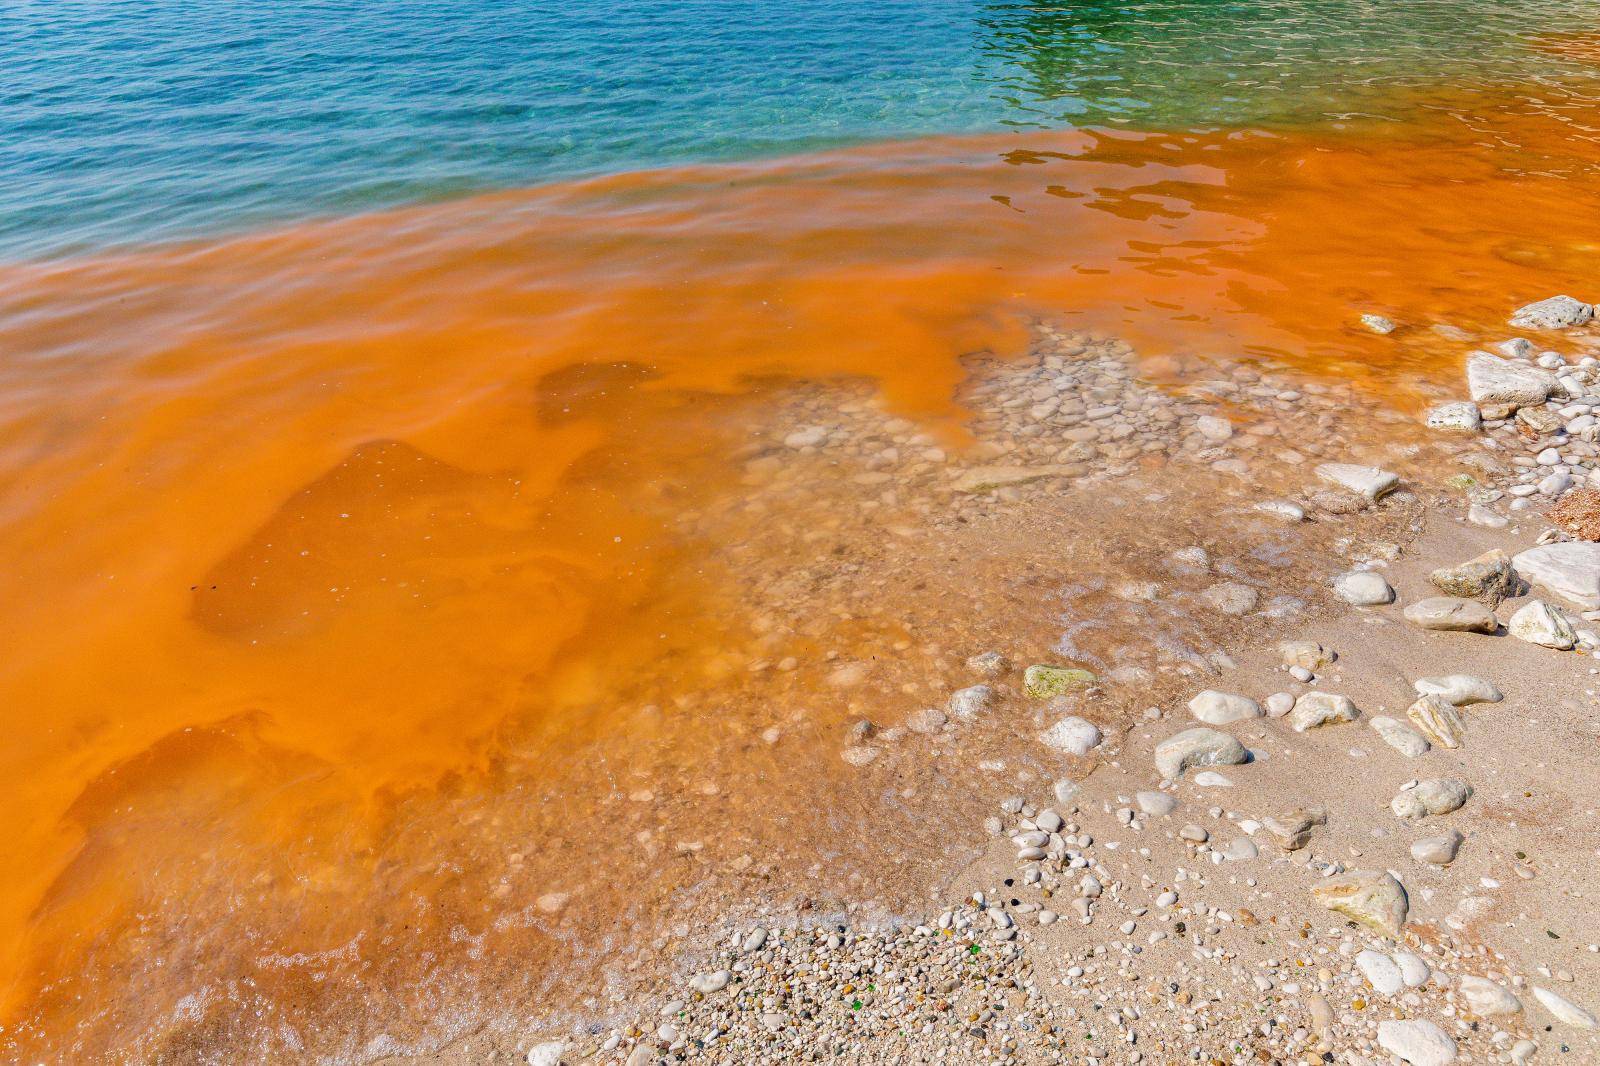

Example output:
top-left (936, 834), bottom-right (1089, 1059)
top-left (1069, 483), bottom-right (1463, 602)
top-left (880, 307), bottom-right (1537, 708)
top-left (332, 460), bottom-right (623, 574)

top-left (1394, 952), bottom-right (1431, 988)
top-left (1467, 503), bottom-right (1508, 529)
top-left (1186, 690), bottom-right (1263, 725)
top-left (947, 684), bottom-right (996, 719)
top-left (1509, 294), bottom-right (1594, 330)
top-left (1039, 716), bottom-right (1102, 756)
top-left (1311, 870), bottom-right (1409, 936)
top-left (1356, 950), bottom-right (1404, 996)
top-left (689, 970), bottom-right (731, 994)
top-left (1315, 462), bottom-right (1399, 501)
top-left (1370, 716), bottom-right (1430, 757)
top-left (1513, 541), bottom-right (1600, 610)
top-left (1466, 349), bottom-right (1555, 407)
top-left (783, 426), bottom-right (828, 449)
top-left (527, 1042), bottom-right (568, 1066)
top-left (1403, 596), bottom-right (1498, 633)
top-left (1425, 402), bottom-right (1481, 432)
top-left (1459, 975), bottom-right (1522, 1017)
top-left (1391, 777), bottom-right (1471, 820)
top-left (1532, 986), bottom-right (1598, 1028)
top-left (1508, 599), bottom-right (1577, 649)
top-left (1378, 1019), bottom-right (1458, 1065)
top-left (1289, 691), bottom-right (1358, 732)
top-left (1334, 569), bottom-right (1395, 605)
top-left (1413, 675), bottom-right (1502, 706)
top-left (1154, 727), bottom-right (1248, 780)
top-left (1255, 499), bottom-right (1306, 522)
top-left (1411, 829), bottom-right (1463, 865)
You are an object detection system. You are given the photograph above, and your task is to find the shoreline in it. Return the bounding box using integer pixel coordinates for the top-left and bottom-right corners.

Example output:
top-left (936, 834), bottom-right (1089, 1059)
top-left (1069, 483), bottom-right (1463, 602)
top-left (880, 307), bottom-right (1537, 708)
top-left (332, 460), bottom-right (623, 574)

top-left (7, 8), bottom-right (1600, 1059)
top-left (393, 298), bottom-right (1600, 1065)
top-left (7, 164), bottom-right (1600, 1053)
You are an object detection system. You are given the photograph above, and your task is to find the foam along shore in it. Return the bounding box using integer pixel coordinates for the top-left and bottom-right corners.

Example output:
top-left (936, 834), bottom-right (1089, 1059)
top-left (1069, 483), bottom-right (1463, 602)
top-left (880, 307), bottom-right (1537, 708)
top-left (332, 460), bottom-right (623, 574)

top-left (411, 294), bottom-right (1600, 1066)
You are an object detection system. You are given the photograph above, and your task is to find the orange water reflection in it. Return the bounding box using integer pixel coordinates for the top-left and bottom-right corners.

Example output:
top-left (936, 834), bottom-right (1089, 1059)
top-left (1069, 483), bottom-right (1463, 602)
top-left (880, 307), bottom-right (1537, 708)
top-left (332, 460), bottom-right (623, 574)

top-left (0, 91), bottom-right (1597, 1057)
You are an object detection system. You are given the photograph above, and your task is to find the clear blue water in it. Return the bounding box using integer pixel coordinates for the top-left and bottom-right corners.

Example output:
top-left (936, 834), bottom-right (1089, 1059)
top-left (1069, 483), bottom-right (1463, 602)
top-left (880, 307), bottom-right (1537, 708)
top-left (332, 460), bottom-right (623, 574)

top-left (2, 0), bottom-right (1597, 260)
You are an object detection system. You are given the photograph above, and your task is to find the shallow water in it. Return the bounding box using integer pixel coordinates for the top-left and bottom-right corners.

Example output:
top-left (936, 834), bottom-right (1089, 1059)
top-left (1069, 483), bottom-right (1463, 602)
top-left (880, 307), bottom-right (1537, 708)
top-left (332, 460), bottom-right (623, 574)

top-left (3, 92), bottom-right (1600, 1057)
top-left (4, 0), bottom-right (1600, 257)
top-left (5, 3), bottom-right (1600, 1060)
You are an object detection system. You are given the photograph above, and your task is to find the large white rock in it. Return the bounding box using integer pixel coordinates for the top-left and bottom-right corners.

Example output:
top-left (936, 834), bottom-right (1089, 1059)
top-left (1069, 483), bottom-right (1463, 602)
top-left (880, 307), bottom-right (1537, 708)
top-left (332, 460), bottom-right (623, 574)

top-left (1279, 640), bottom-right (1335, 670)
top-left (1411, 828), bottom-right (1463, 865)
top-left (1333, 570), bottom-right (1395, 605)
top-left (1377, 1019), bottom-right (1458, 1065)
top-left (1186, 690), bottom-right (1263, 725)
top-left (1425, 402), bottom-right (1481, 432)
top-left (1508, 599), bottom-right (1577, 650)
top-left (1509, 294), bottom-right (1594, 330)
top-left (1356, 950), bottom-right (1404, 995)
top-left (1532, 986), bottom-right (1598, 1028)
top-left (1468, 503), bottom-right (1509, 529)
top-left (1403, 597), bottom-right (1498, 633)
top-left (1289, 691), bottom-right (1359, 732)
top-left (947, 684), bottom-right (995, 720)
top-left (1513, 541), bottom-right (1600, 610)
top-left (1430, 548), bottom-right (1514, 603)
top-left (1262, 806), bottom-right (1325, 851)
top-left (527, 1042), bottom-right (568, 1066)
top-left (1039, 716), bottom-right (1102, 756)
top-left (1315, 462), bottom-right (1399, 501)
top-left (1370, 716), bottom-right (1430, 757)
top-left (1391, 777), bottom-right (1471, 820)
top-left (1154, 727), bottom-right (1248, 780)
top-left (1459, 975), bottom-right (1522, 1017)
top-left (1413, 675), bottom-right (1502, 706)
top-left (689, 969), bottom-right (731, 993)
top-left (1394, 952), bottom-right (1431, 988)
top-left (1311, 870), bottom-right (1408, 937)
top-left (1466, 350), bottom-right (1555, 408)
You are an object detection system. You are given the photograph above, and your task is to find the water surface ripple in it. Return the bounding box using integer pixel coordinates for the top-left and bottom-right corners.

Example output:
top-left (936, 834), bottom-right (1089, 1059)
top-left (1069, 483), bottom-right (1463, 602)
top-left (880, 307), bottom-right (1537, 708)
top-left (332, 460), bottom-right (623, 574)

top-left (3, 0), bottom-right (1598, 258)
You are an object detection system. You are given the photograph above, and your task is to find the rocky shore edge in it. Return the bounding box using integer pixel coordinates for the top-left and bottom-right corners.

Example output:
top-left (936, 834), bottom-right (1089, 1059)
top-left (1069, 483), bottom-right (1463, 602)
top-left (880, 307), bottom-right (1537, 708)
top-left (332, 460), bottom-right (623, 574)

top-left (496, 294), bottom-right (1600, 1066)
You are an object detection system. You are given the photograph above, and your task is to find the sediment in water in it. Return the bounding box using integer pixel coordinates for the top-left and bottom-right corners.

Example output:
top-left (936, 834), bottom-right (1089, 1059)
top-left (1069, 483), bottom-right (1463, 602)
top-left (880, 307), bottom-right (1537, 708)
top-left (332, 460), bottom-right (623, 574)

top-left (457, 312), bottom-right (1600, 1065)
top-left (4, 89), bottom-right (1600, 1060)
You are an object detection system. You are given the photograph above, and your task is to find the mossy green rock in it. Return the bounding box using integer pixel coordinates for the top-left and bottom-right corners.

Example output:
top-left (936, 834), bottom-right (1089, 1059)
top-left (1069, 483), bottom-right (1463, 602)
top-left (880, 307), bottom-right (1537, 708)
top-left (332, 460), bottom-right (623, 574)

top-left (1024, 665), bottom-right (1096, 698)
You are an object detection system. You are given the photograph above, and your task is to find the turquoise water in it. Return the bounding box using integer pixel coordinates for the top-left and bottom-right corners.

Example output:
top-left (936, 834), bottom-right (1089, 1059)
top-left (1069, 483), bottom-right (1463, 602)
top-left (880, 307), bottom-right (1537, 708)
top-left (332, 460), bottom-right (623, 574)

top-left (3, 0), bottom-right (1597, 260)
